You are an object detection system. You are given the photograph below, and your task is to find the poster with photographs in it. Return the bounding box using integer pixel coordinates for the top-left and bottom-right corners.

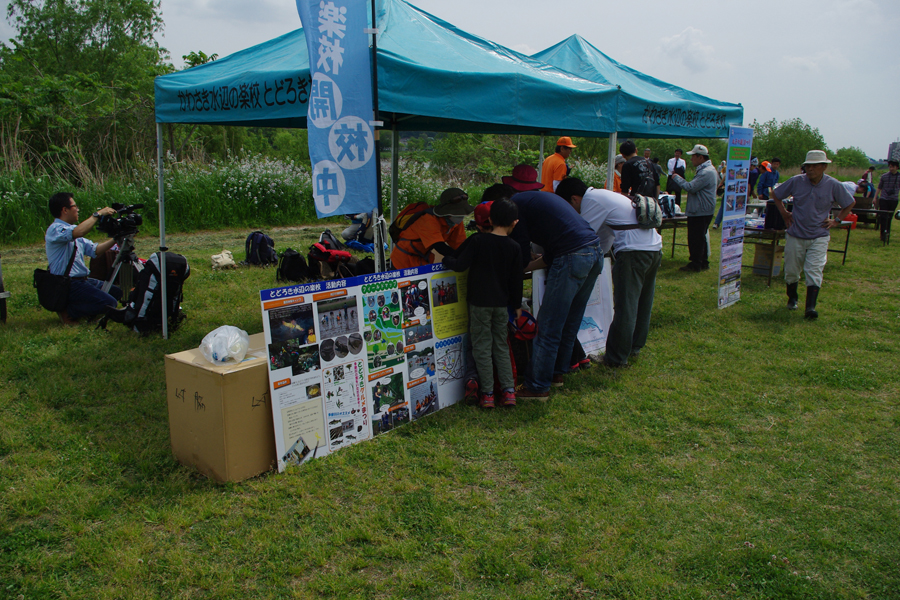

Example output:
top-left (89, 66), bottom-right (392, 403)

top-left (260, 264), bottom-right (470, 473)
top-left (323, 359), bottom-right (369, 453)
top-left (361, 282), bottom-right (405, 372)
top-left (718, 125), bottom-right (754, 309)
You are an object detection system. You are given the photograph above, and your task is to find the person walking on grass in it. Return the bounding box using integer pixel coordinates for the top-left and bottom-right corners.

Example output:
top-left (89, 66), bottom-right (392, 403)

top-left (770, 150), bottom-right (855, 319)
top-left (434, 199), bottom-right (523, 408)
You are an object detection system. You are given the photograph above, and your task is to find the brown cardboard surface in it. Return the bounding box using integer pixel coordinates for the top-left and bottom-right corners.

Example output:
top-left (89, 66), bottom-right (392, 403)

top-left (164, 333), bottom-right (276, 482)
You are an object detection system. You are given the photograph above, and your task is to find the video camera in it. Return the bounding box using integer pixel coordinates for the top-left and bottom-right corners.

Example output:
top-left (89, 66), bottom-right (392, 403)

top-left (97, 203), bottom-right (143, 238)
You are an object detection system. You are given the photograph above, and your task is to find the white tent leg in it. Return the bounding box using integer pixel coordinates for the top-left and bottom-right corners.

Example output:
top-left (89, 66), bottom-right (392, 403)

top-left (538, 135), bottom-right (545, 181)
top-left (606, 132), bottom-right (617, 191)
top-left (157, 123), bottom-right (169, 339)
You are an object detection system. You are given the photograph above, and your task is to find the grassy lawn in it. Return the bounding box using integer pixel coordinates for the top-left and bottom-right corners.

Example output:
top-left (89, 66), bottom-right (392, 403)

top-left (0, 221), bottom-right (898, 599)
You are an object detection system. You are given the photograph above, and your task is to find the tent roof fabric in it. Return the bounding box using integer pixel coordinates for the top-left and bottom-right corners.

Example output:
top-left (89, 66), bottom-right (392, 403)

top-left (155, 0), bottom-right (619, 137)
top-left (532, 35), bottom-right (742, 138)
top-left (154, 2), bottom-right (742, 138)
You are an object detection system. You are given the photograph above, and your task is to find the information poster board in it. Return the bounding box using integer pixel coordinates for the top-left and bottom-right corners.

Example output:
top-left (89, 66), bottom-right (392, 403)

top-left (260, 264), bottom-right (469, 472)
top-left (718, 126), bottom-right (754, 308)
top-left (532, 257), bottom-right (614, 356)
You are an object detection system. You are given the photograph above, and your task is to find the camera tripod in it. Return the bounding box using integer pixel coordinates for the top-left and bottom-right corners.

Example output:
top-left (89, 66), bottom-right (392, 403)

top-left (101, 235), bottom-right (143, 302)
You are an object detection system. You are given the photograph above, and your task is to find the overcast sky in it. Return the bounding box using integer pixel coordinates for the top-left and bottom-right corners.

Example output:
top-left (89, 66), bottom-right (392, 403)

top-left (2, 0), bottom-right (898, 158)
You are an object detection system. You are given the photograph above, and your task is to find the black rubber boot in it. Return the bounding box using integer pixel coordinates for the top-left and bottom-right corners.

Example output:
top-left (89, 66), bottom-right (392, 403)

top-left (805, 286), bottom-right (820, 320)
top-left (786, 282), bottom-right (799, 310)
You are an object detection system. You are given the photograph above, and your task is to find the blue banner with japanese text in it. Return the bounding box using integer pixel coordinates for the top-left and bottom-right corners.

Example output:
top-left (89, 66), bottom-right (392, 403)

top-left (296, 0), bottom-right (377, 218)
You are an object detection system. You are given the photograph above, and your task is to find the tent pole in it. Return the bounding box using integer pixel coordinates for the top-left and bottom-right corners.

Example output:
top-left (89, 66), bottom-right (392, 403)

top-left (606, 132), bottom-right (617, 191)
top-left (157, 122), bottom-right (169, 339)
top-left (391, 120), bottom-right (399, 223)
top-left (538, 135), bottom-right (545, 181)
top-left (370, 0), bottom-right (386, 272)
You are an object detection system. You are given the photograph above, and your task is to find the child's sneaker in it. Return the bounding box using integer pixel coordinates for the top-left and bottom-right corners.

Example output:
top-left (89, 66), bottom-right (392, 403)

top-left (480, 392), bottom-right (495, 409)
top-left (500, 389), bottom-right (516, 407)
top-left (464, 379), bottom-right (479, 405)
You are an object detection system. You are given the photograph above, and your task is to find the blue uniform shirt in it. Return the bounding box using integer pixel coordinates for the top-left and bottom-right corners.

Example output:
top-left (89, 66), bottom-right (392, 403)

top-left (45, 219), bottom-right (97, 277)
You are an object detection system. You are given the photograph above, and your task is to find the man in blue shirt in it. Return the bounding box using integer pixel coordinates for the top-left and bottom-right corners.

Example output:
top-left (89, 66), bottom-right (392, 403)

top-left (509, 190), bottom-right (603, 399)
top-left (45, 192), bottom-right (122, 324)
top-left (757, 157), bottom-right (781, 199)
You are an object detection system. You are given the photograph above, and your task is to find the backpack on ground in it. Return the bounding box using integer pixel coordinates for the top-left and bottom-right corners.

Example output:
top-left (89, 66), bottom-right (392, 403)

top-left (244, 231), bottom-right (277, 266)
top-left (388, 202), bottom-right (433, 245)
top-left (307, 239), bottom-right (354, 281)
top-left (318, 229), bottom-right (345, 250)
top-left (276, 248), bottom-right (310, 282)
top-left (609, 194), bottom-right (664, 231)
top-left (124, 252), bottom-right (190, 334)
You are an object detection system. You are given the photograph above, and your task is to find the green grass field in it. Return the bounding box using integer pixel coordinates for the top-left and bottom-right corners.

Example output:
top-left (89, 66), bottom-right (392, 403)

top-left (0, 220), bottom-right (898, 599)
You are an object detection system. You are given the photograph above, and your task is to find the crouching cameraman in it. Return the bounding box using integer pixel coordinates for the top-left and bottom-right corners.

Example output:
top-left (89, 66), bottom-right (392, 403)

top-left (45, 192), bottom-right (127, 324)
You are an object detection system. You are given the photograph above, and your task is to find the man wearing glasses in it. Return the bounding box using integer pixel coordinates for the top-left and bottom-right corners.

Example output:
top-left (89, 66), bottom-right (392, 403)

top-left (45, 192), bottom-right (122, 324)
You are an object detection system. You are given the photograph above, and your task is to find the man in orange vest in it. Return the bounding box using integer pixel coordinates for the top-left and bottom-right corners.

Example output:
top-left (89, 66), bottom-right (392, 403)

top-left (541, 136), bottom-right (576, 192)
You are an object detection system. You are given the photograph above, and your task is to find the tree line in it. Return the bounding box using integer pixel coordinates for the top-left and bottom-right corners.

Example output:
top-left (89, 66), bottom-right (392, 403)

top-left (0, 0), bottom-right (871, 183)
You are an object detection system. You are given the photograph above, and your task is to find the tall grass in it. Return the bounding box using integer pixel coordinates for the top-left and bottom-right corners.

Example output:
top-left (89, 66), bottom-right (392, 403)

top-left (1, 153), bottom-right (614, 245)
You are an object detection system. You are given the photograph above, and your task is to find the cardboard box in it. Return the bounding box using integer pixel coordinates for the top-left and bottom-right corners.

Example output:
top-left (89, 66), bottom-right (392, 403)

top-left (164, 332), bottom-right (276, 483)
top-left (752, 244), bottom-right (784, 276)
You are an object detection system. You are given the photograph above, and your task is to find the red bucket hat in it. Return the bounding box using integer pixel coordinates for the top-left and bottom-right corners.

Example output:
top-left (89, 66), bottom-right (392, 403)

top-left (502, 164), bottom-right (544, 192)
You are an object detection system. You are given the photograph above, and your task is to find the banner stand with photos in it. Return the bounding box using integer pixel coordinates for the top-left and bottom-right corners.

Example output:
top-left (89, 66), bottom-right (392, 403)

top-left (717, 126), bottom-right (754, 309)
top-left (261, 264), bottom-right (470, 472)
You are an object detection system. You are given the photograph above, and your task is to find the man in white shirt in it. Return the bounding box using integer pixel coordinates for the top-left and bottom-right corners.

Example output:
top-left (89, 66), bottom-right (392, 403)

top-left (666, 148), bottom-right (687, 207)
top-left (556, 178), bottom-right (663, 368)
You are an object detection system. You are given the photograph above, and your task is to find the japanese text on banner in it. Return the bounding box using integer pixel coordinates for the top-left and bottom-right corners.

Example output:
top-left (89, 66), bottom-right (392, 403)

top-left (296, 0), bottom-right (377, 218)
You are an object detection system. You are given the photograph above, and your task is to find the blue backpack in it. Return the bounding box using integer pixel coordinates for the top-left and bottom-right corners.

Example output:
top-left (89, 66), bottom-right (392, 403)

top-left (245, 231), bottom-right (277, 266)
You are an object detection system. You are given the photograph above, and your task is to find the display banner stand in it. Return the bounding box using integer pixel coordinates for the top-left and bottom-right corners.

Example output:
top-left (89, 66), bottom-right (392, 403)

top-left (261, 265), bottom-right (470, 472)
top-left (717, 126), bottom-right (754, 308)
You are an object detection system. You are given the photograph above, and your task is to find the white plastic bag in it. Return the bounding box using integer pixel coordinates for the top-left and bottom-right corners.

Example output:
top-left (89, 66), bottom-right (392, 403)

top-left (200, 325), bottom-right (250, 364)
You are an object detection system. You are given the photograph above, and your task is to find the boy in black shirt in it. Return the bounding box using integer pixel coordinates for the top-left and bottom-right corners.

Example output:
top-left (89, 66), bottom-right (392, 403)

top-left (435, 199), bottom-right (523, 408)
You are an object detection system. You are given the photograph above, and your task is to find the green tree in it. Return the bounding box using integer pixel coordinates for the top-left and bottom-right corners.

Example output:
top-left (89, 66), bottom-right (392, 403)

top-left (831, 146), bottom-right (869, 169)
top-left (750, 118), bottom-right (828, 168)
top-left (0, 0), bottom-right (167, 177)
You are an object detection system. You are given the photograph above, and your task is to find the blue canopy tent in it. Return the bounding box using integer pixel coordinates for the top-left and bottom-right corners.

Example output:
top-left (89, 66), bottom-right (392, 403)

top-left (532, 34), bottom-right (743, 185)
top-left (152, 0), bottom-right (622, 336)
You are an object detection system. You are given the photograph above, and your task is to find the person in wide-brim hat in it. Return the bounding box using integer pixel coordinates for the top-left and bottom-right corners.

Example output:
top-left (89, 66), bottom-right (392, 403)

top-left (502, 164), bottom-right (544, 192)
top-left (390, 187), bottom-right (474, 270)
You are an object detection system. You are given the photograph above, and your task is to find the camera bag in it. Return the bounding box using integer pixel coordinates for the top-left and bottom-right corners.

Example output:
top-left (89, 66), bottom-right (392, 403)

top-left (33, 242), bottom-right (78, 313)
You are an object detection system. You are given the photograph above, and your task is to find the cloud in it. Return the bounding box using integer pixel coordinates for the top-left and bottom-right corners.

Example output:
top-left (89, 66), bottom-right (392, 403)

top-left (783, 50), bottom-right (852, 72)
top-left (508, 43), bottom-right (537, 56)
top-left (659, 27), bottom-right (721, 74)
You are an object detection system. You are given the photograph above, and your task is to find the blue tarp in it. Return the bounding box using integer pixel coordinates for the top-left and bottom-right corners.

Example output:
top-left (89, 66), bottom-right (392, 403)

top-left (155, 0), bottom-right (619, 137)
top-left (532, 35), bottom-right (743, 139)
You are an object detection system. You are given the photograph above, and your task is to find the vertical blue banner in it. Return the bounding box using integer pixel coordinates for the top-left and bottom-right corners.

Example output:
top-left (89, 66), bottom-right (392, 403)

top-left (717, 125), bottom-right (754, 309)
top-left (296, 0), bottom-right (377, 218)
